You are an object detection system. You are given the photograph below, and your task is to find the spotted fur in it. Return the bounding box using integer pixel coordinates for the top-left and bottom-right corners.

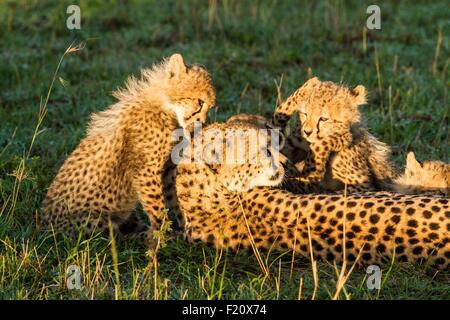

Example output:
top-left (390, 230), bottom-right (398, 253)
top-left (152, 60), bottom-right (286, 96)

top-left (272, 77), bottom-right (398, 193)
top-left (41, 54), bottom-right (216, 244)
top-left (393, 152), bottom-right (449, 196)
top-left (175, 123), bottom-right (450, 270)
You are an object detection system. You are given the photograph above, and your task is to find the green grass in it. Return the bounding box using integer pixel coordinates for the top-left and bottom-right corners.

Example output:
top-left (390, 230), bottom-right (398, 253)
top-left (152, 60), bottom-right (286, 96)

top-left (0, 0), bottom-right (449, 300)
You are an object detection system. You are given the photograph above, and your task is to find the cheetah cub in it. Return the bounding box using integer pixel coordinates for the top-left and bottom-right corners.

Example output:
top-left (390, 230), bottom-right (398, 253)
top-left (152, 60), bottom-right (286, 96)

top-left (393, 152), bottom-right (449, 196)
top-left (41, 54), bottom-right (216, 243)
top-left (273, 77), bottom-right (397, 192)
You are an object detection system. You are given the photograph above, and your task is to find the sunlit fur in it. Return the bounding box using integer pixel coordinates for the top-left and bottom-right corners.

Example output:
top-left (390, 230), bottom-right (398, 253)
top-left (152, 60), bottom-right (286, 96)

top-left (175, 138), bottom-right (450, 270)
top-left (273, 77), bottom-right (397, 192)
top-left (394, 152), bottom-right (449, 196)
top-left (177, 122), bottom-right (286, 193)
top-left (226, 113), bottom-right (272, 128)
top-left (41, 54), bottom-right (216, 243)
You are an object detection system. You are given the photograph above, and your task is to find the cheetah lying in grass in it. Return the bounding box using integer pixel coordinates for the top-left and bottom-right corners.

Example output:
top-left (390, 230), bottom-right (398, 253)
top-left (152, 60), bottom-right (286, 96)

top-left (272, 77), bottom-right (398, 193)
top-left (393, 152), bottom-right (449, 197)
top-left (175, 122), bottom-right (450, 270)
top-left (41, 54), bottom-right (216, 243)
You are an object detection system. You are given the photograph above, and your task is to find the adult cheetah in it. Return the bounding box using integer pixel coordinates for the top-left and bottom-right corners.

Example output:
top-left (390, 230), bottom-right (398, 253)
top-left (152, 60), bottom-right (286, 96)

top-left (41, 54), bottom-right (216, 243)
top-left (272, 77), bottom-right (398, 193)
top-left (175, 122), bottom-right (450, 270)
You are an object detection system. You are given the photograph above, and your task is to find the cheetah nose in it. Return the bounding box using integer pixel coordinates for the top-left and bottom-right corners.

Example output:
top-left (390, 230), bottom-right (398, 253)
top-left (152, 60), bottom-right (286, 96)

top-left (304, 130), bottom-right (313, 137)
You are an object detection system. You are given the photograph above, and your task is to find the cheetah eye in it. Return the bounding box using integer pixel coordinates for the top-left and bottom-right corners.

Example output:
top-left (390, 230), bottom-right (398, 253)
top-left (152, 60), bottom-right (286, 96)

top-left (192, 99), bottom-right (205, 114)
top-left (319, 117), bottom-right (329, 122)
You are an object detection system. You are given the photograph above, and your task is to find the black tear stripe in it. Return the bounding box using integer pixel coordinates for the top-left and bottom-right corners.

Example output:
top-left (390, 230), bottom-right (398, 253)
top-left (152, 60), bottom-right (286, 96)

top-left (185, 105), bottom-right (204, 121)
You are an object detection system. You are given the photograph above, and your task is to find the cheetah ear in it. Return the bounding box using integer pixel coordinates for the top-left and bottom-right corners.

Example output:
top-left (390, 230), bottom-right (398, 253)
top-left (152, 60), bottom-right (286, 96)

top-left (406, 152), bottom-right (422, 172)
top-left (303, 77), bottom-right (320, 88)
top-left (351, 85), bottom-right (367, 105)
top-left (167, 53), bottom-right (187, 78)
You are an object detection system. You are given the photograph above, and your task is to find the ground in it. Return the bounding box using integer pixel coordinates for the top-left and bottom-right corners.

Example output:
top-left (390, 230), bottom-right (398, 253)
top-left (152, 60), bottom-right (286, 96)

top-left (0, 0), bottom-right (449, 299)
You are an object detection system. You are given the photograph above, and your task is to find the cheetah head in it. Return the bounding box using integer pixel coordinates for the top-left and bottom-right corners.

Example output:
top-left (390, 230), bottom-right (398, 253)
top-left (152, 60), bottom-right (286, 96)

top-left (296, 77), bottom-right (367, 142)
top-left (161, 54), bottom-right (217, 133)
top-left (200, 123), bottom-right (286, 193)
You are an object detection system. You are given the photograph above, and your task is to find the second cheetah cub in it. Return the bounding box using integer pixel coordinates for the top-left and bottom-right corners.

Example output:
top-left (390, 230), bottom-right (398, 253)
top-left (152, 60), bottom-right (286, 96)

top-left (41, 54), bottom-right (216, 244)
top-left (393, 152), bottom-right (449, 196)
top-left (273, 77), bottom-right (398, 193)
